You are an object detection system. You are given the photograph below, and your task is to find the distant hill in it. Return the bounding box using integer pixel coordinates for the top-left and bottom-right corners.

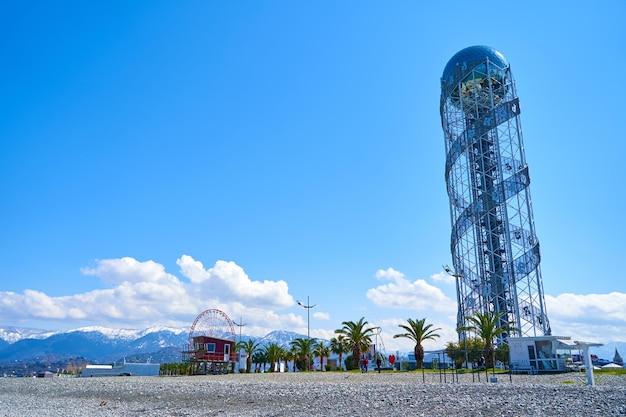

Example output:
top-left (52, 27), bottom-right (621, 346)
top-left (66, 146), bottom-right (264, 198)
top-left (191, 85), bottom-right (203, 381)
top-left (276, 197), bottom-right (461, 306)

top-left (590, 341), bottom-right (626, 362)
top-left (258, 330), bottom-right (311, 346)
top-left (0, 327), bottom-right (188, 363)
top-left (0, 326), bottom-right (187, 364)
top-left (0, 326), bottom-right (315, 366)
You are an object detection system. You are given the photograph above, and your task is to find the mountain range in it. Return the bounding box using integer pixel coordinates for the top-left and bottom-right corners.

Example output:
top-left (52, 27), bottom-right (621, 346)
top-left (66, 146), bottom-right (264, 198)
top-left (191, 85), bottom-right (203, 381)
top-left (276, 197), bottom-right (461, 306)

top-left (0, 326), bottom-right (310, 368)
top-left (1, 325), bottom-right (624, 369)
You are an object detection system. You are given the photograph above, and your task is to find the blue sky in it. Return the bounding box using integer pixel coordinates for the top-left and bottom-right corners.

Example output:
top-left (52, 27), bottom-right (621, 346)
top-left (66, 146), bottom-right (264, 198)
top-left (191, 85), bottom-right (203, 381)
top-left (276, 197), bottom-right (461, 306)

top-left (1, 1), bottom-right (625, 352)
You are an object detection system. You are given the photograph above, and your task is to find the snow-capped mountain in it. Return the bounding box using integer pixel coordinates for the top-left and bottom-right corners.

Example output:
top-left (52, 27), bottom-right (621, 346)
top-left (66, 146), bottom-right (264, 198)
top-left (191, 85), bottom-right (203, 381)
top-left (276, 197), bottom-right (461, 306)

top-left (70, 325), bottom-right (188, 341)
top-left (258, 330), bottom-right (310, 347)
top-left (0, 326), bottom-right (189, 363)
top-left (234, 330), bottom-right (326, 348)
top-left (0, 326), bottom-right (59, 343)
top-left (0, 326), bottom-right (320, 365)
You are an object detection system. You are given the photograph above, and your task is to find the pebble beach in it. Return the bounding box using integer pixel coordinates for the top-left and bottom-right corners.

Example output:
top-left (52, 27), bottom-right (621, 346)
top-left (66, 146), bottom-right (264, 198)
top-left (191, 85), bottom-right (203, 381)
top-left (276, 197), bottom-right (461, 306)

top-left (1, 371), bottom-right (625, 417)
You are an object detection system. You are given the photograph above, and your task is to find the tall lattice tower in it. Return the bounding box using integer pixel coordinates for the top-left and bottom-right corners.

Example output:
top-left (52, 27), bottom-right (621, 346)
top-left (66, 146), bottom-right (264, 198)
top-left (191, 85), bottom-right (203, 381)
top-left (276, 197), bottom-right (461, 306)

top-left (439, 45), bottom-right (550, 342)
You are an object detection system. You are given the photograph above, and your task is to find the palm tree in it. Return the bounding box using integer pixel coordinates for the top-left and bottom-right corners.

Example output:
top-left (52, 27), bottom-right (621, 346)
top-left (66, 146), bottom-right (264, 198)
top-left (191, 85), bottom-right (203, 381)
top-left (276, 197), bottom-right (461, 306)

top-left (282, 344), bottom-right (300, 372)
top-left (457, 311), bottom-right (518, 368)
top-left (290, 337), bottom-right (316, 371)
top-left (335, 317), bottom-right (376, 369)
top-left (313, 341), bottom-right (331, 371)
top-left (330, 335), bottom-right (350, 371)
top-left (252, 350), bottom-right (268, 373)
top-left (263, 342), bottom-right (285, 372)
top-left (393, 318), bottom-right (441, 369)
top-left (236, 339), bottom-right (262, 373)
top-left (283, 347), bottom-right (295, 372)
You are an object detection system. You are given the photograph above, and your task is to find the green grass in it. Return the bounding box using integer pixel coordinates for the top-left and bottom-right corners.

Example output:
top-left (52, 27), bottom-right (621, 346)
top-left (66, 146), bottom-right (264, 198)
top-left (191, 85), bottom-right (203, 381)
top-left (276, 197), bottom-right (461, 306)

top-left (594, 369), bottom-right (626, 375)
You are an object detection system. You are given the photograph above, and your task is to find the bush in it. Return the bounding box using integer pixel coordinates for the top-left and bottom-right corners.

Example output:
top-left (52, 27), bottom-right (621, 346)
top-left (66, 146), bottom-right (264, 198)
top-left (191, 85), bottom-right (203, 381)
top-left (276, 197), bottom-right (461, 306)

top-left (344, 355), bottom-right (357, 371)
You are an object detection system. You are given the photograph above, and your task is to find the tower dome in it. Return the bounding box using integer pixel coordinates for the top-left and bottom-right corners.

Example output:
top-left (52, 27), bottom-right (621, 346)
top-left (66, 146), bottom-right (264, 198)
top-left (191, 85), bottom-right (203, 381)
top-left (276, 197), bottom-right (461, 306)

top-left (442, 45), bottom-right (508, 82)
top-left (442, 45), bottom-right (510, 113)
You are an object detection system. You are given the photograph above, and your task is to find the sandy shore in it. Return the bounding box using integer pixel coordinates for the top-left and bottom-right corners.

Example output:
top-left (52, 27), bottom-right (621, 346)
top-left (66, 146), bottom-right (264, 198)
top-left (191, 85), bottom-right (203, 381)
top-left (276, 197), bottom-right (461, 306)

top-left (1, 371), bottom-right (625, 416)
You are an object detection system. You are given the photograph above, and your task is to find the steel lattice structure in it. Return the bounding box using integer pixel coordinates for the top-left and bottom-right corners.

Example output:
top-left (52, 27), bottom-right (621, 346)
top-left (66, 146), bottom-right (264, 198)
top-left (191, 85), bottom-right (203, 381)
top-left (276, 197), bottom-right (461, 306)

top-left (439, 46), bottom-right (550, 343)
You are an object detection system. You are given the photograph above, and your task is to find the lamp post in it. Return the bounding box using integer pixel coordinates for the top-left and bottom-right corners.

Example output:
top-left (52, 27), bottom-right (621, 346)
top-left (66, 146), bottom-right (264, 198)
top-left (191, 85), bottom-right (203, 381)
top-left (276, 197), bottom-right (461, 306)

top-left (444, 265), bottom-right (470, 372)
top-left (234, 316), bottom-right (246, 372)
top-left (297, 296), bottom-right (316, 371)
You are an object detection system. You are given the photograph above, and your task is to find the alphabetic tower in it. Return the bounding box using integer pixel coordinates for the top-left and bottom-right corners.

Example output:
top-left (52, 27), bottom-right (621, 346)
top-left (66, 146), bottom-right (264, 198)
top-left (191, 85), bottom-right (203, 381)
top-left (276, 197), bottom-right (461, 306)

top-left (439, 46), bottom-right (550, 343)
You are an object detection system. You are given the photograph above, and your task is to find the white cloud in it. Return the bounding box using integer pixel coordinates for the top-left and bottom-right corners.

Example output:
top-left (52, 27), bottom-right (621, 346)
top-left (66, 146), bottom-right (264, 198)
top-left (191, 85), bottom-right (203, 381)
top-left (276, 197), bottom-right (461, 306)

top-left (431, 271), bottom-right (455, 285)
top-left (229, 311), bottom-right (306, 339)
top-left (177, 255), bottom-right (294, 309)
top-left (23, 290), bottom-right (73, 319)
top-left (545, 292), bottom-right (626, 342)
top-left (311, 328), bottom-right (336, 341)
top-left (375, 268), bottom-right (405, 281)
top-left (547, 292), bottom-right (626, 323)
top-left (81, 257), bottom-right (172, 285)
top-left (0, 256), bottom-right (297, 331)
top-left (367, 268), bottom-right (456, 314)
top-left (313, 311), bottom-right (330, 320)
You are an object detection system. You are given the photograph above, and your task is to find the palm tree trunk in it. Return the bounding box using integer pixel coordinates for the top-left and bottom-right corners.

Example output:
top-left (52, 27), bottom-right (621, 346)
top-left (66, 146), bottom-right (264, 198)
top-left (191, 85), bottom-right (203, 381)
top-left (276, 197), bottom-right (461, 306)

top-left (485, 343), bottom-right (495, 369)
top-left (415, 344), bottom-right (424, 369)
top-left (353, 348), bottom-right (361, 369)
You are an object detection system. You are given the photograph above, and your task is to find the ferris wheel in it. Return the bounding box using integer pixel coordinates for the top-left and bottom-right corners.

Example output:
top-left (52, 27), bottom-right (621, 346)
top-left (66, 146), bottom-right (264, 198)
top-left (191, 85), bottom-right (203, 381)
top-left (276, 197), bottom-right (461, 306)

top-left (188, 309), bottom-right (235, 349)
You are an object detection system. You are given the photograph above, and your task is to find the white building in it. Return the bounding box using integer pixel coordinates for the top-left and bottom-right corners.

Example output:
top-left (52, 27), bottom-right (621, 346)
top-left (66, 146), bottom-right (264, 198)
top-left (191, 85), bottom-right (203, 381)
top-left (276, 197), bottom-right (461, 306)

top-left (509, 336), bottom-right (588, 373)
top-left (82, 362), bottom-right (160, 377)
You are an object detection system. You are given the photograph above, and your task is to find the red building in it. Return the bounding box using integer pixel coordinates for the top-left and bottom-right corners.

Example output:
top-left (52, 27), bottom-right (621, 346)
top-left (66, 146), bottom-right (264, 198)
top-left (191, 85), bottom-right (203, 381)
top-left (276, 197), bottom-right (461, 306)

top-left (189, 335), bottom-right (234, 375)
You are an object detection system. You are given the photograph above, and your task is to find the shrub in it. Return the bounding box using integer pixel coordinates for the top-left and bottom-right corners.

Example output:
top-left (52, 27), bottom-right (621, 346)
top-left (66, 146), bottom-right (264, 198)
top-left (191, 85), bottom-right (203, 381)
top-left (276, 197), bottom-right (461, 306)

top-left (344, 355), bottom-right (357, 371)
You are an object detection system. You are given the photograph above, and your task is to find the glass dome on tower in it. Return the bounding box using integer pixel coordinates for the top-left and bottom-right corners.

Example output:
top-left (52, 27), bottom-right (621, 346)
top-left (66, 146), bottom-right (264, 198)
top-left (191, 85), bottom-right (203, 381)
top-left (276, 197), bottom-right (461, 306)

top-left (442, 45), bottom-right (508, 82)
top-left (441, 45), bottom-right (510, 113)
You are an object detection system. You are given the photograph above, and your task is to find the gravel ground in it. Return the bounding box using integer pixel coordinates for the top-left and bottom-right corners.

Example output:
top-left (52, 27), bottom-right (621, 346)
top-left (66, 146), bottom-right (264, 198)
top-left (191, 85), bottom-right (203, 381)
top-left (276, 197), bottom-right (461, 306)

top-left (1, 371), bottom-right (625, 416)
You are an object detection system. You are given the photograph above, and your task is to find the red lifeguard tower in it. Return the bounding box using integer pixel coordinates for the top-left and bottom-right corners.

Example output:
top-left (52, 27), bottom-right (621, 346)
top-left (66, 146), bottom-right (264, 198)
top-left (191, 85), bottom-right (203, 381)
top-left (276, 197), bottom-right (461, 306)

top-left (185, 309), bottom-right (236, 375)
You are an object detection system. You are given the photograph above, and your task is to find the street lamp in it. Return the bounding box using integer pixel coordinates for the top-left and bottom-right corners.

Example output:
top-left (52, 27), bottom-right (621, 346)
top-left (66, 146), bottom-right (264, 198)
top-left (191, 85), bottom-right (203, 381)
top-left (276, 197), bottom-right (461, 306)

top-left (297, 296), bottom-right (316, 371)
top-left (444, 264), bottom-right (470, 372)
top-left (234, 316), bottom-right (246, 372)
